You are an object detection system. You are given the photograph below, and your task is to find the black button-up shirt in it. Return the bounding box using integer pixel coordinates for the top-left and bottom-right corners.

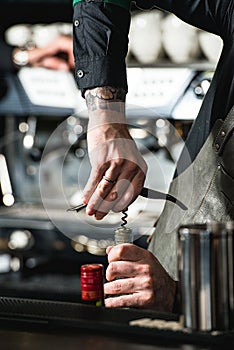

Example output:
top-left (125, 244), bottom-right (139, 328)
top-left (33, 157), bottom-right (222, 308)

top-left (73, 1), bottom-right (131, 94)
top-left (73, 0), bottom-right (234, 164)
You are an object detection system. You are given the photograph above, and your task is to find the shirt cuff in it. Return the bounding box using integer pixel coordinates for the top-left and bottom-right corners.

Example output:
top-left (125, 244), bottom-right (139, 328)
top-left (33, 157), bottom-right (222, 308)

top-left (75, 56), bottom-right (128, 96)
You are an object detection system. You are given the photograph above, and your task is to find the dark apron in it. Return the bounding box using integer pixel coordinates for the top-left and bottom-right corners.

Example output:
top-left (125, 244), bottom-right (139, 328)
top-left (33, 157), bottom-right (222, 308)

top-left (148, 105), bottom-right (234, 280)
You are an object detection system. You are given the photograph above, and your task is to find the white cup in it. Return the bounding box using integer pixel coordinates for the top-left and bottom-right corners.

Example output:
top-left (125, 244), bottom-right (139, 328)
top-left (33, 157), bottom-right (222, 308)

top-left (32, 24), bottom-right (59, 48)
top-left (162, 14), bottom-right (201, 63)
top-left (198, 31), bottom-right (223, 64)
top-left (5, 24), bottom-right (32, 47)
top-left (129, 10), bottom-right (163, 64)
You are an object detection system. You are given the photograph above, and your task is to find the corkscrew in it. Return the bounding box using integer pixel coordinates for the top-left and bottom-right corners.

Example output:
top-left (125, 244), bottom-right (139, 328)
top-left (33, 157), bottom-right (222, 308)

top-left (67, 186), bottom-right (187, 213)
top-left (121, 208), bottom-right (128, 228)
top-left (113, 207), bottom-right (133, 245)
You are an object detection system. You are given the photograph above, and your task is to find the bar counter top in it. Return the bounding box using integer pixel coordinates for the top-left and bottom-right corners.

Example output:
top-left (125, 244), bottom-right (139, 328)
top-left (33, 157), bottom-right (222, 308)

top-left (0, 297), bottom-right (234, 350)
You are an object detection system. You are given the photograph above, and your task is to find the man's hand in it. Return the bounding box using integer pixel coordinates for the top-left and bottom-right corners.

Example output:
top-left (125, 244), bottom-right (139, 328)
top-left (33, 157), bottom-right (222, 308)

top-left (83, 87), bottom-right (147, 220)
top-left (104, 244), bottom-right (176, 312)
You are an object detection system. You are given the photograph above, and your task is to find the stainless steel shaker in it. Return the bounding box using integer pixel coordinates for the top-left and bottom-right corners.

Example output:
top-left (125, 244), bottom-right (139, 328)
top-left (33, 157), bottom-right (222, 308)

top-left (177, 222), bottom-right (234, 331)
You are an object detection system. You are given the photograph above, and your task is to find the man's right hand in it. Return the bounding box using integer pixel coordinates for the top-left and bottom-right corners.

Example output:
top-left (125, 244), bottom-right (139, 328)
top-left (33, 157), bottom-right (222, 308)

top-left (82, 86), bottom-right (147, 220)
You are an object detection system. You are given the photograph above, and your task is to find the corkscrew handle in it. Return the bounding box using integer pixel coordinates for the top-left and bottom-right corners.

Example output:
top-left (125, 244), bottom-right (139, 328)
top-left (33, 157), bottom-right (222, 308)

top-left (140, 187), bottom-right (187, 210)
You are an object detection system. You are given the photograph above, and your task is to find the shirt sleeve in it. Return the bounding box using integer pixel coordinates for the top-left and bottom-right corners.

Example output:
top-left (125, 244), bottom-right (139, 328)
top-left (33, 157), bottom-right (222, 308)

top-left (135, 0), bottom-right (232, 37)
top-left (73, 2), bottom-right (131, 96)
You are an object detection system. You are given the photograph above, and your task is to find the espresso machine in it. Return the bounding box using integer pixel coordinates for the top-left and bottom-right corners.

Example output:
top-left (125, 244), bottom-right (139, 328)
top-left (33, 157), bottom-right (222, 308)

top-left (0, 0), bottom-right (214, 302)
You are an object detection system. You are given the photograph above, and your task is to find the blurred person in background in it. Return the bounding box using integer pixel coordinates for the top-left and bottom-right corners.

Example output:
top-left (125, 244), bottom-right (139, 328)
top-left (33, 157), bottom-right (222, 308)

top-left (0, 34), bottom-right (74, 72)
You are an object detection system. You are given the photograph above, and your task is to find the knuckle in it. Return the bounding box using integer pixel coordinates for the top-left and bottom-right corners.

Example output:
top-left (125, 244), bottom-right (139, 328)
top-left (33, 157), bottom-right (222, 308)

top-left (97, 182), bottom-right (110, 196)
top-left (100, 181), bottom-right (109, 189)
top-left (114, 158), bottom-right (125, 167)
top-left (138, 264), bottom-right (152, 276)
top-left (109, 191), bottom-right (118, 201)
top-left (127, 278), bottom-right (135, 291)
top-left (133, 287), bottom-right (154, 308)
top-left (142, 291), bottom-right (155, 306)
top-left (112, 280), bottom-right (122, 294)
top-left (127, 161), bottom-right (138, 172)
top-left (132, 293), bottom-right (147, 308)
top-left (115, 244), bottom-right (126, 258)
top-left (141, 276), bottom-right (154, 290)
top-left (117, 297), bottom-right (128, 308)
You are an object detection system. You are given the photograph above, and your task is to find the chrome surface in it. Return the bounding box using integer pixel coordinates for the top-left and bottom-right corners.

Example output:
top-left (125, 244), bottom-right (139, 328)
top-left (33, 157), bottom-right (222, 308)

top-left (178, 222), bottom-right (234, 331)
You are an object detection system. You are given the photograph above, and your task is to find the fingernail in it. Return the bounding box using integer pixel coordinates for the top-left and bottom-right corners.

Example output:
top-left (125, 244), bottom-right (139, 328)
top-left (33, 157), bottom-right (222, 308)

top-left (86, 205), bottom-right (95, 215)
top-left (95, 214), bottom-right (104, 220)
top-left (86, 208), bottom-right (94, 216)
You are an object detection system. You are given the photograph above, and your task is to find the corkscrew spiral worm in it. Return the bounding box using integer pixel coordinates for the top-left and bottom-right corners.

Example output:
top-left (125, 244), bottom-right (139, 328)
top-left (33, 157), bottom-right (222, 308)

top-left (121, 208), bottom-right (128, 228)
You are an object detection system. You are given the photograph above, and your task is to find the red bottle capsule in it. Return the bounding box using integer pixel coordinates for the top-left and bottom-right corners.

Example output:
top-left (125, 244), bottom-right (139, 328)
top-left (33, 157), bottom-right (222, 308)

top-left (80, 264), bottom-right (104, 306)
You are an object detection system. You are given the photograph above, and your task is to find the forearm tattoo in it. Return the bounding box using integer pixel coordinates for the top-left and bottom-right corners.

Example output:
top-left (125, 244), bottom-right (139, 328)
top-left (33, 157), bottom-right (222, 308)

top-left (85, 86), bottom-right (126, 112)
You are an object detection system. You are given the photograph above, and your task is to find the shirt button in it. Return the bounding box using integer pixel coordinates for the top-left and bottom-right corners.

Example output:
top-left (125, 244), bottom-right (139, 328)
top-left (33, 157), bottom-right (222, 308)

top-left (74, 19), bottom-right (80, 27)
top-left (77, 70), bottom-right (84, 78)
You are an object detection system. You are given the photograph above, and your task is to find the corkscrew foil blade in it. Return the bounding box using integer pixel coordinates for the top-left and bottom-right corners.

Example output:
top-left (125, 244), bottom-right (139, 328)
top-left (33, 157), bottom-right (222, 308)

top-left (67, 203), bottom-right (87, 213)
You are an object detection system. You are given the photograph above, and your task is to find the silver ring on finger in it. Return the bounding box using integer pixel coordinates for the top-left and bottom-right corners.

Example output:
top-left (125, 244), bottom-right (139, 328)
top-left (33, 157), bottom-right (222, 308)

top-left (103, 175), bottom-right (116, 184)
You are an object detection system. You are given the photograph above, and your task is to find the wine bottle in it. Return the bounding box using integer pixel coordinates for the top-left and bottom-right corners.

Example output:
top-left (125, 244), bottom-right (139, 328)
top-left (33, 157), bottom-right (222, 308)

top-left (80, 263), bottom-right (104, 306)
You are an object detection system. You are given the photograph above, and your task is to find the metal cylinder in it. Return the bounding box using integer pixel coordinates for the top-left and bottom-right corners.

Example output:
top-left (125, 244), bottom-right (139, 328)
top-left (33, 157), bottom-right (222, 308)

top-left (177, 222), bottom-right (234, 331)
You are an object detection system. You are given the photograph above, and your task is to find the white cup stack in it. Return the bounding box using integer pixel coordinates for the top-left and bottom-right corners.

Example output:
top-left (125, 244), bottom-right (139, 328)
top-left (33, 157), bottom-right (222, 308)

top-left (161, 14), bottom-right (201, 63)
top-left (129, 10), bottom-right (163, 64)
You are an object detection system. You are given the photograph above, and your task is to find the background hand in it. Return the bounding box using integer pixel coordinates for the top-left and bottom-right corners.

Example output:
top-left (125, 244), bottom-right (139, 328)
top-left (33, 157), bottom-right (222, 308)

top-left (13, 35), bottom-right (74, 71)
